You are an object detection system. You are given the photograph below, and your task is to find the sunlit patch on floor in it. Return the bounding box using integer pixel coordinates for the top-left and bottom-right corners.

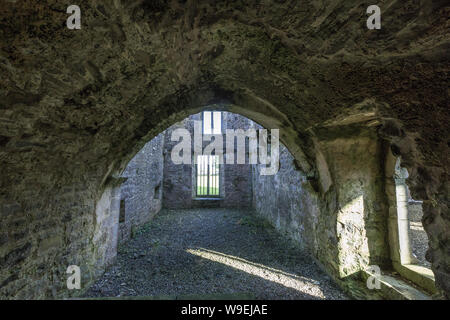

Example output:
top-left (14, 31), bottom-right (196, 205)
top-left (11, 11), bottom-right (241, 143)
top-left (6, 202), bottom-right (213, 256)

top-left (186, 247), bottom-right (325, 298)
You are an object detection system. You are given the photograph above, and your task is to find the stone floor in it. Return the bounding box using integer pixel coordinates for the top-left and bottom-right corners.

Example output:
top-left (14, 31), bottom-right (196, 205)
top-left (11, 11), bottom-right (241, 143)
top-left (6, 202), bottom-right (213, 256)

top-left (83, 208), bottom-right (348, 300)
top-left (408, 202), bottom-right (431, 268)
top-left (410, 221), bottom-right (431, 268)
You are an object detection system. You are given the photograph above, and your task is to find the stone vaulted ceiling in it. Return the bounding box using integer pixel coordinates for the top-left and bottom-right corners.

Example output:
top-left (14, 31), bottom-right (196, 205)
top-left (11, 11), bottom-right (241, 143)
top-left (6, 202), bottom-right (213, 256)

top-left (0, 0), bottom-right (448, 297)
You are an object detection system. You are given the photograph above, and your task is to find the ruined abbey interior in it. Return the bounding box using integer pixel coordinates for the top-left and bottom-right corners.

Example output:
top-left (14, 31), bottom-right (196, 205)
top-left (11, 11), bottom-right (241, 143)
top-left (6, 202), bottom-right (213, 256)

top-left (0, 1), bottom-right (448, 301)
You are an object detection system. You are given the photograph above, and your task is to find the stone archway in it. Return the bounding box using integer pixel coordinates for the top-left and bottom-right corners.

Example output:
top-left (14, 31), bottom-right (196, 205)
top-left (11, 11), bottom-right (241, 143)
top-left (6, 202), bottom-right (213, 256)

top-left (0, 1), bottom-right (448, 299)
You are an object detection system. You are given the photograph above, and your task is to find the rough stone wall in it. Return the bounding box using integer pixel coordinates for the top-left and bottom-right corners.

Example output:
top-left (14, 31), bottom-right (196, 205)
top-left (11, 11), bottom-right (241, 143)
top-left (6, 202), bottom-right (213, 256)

top-left (223, 164), bottom-right (252, 208)
top-left (222, 112), bottom-right (253, 208)
top-left (163, 117), bottom-right (195, 209)
top-left (409, 201), bottom-right (430, 268)
top-left (0, 130), bottom-right (165, 299)
top-left (405, 180), bottom-right (428, 268)
top-left (118, 133), bottom-right (165, 243)
top-left (252, 125), bottom-right (392, 295)
top-left (0, 176), bottom-right (121, 299)
top-left (163, 112), bottom-right (252, 209)
top-left (0, 1), bottom-right (448, 298)
top-left (252, 124), bottom-right (391, 297)
top-left (316, 128), bottom-right (391, 281)
top-left (252, 136), bottom-right (320, 252)
top-left (409, 201), bottom-right (424, 222)
top-left (93, 183), bottom-right (121, 277)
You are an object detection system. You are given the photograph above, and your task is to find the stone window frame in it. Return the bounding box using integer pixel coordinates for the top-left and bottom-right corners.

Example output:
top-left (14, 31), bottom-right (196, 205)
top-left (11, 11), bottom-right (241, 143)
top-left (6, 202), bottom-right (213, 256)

top-left (384, 147), bottom-right (437, 294)
top-left (192, 111), bottom-right (225, 199)
top-left (191, 153), bottom-right (225, 199)
top-left (194, 154), bottom-right (221, 197)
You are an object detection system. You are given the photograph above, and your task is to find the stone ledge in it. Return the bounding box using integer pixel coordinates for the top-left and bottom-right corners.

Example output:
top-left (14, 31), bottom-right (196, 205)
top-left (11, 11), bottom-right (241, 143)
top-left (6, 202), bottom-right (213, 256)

top-left (394, 263), bottom-right (437, 295)
top-left (361, 270), bottom-right (432, 300)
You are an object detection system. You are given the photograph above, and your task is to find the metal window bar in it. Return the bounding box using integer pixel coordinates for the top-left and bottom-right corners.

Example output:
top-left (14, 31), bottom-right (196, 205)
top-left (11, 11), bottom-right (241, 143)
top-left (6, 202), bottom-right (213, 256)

top-left (197, 155), bottom-right (219, 197)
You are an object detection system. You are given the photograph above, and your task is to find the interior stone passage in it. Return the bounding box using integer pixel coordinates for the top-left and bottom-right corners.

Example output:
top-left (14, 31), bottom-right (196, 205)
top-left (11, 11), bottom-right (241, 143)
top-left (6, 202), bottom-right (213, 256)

top-left (0, 1), bottom-right (448, 300)
top-left (83, 208), bottom-right (349, 300)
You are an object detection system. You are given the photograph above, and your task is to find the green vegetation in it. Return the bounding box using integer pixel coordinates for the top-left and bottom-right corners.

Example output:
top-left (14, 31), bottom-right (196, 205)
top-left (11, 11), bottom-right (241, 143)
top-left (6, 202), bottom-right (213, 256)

top-left (196, 175), bottom-right (219, 196)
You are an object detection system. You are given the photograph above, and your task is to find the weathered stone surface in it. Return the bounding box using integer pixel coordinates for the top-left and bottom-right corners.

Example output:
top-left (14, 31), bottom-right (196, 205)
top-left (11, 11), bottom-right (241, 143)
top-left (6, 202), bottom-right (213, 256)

top-left (252, 136), bottom-right (320, 252)
top-left (318, 130), bottom-right (391, 278)
top-left (163, 112), bottom-right (252, 209)
top-left (253, 124), bottom-right (391, 289)
top-left (0, 1), bottom-right (448, 298)
top-left (119, 133), bottom-right (165, 243)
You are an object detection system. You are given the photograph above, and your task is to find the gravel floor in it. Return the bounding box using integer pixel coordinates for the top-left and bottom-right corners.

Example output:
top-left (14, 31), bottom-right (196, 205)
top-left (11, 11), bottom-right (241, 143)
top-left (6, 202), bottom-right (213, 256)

top-left (83, 208), bottom-right (348, 300)
top-left (410, 222), bottom-right (431, 268)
